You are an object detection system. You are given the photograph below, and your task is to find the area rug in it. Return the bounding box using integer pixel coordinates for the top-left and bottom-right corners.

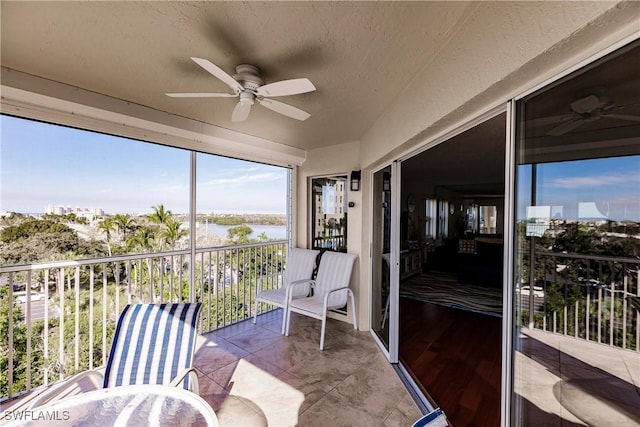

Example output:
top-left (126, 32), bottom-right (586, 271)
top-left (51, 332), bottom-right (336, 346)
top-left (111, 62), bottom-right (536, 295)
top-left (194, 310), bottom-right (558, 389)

top-left (400, 271), bottom-right (503, 317)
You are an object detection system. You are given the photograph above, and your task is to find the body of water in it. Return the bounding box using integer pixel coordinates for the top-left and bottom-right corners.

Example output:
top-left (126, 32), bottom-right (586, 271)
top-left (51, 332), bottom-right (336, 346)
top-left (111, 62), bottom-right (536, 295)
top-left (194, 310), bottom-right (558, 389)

top-left (199, 222), bottom-right (287, 240)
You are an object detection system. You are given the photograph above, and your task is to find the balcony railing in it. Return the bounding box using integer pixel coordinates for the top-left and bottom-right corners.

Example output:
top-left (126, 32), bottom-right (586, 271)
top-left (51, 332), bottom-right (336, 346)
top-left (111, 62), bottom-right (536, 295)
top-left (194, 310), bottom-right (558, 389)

top-left (517, 250), bottom-right (640, 351)
top-left (0, 240), bottom-right (288, 400)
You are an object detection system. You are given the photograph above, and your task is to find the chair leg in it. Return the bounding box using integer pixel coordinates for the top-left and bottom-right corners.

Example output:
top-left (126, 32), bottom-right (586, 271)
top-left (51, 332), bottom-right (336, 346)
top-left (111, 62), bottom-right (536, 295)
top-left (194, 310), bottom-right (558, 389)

top-left (280, 306), bottom-right (287, 335)
top-left (349, 290), bottom-right (358, 330)
top-left (319, 315), bottom-right (327, 350)
top-left (285, 307), bottom-right (292, 336)
top-left (253, 301), bottom-right (258, 324)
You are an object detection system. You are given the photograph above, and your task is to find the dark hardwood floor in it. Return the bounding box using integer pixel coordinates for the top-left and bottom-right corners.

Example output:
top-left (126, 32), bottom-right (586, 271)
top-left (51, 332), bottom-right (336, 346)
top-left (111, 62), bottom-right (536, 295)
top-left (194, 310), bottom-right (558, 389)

top-left (400, 297), bottom-right (502, 427)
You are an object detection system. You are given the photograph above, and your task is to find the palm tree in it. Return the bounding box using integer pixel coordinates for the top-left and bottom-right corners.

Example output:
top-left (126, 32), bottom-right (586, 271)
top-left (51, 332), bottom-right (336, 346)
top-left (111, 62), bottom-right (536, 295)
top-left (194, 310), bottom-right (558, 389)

top-left (148, 204), bottom-right (172, 226)
top-left (126, 226), bottom-right (155, 254)
top-left (96, 217), bottom-right (115, 256)
top-left (159, 218), bottom-right (188, 250)
top-left (113, 214), bottom-right (136, 242)
top-left (126, 226), bottom-right (157, 301)
top-left (148, 204), bottom-right (176, 251)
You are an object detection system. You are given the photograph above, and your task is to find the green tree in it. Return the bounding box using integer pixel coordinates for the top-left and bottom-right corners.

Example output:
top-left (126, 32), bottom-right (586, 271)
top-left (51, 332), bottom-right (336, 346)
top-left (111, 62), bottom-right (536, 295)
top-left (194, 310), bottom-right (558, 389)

top-left (226, 225), bottom-right (253, 244)
top-left (0, 220), bottom-right (80, 265)
top-left (126, 226), bottom-right (156, 253)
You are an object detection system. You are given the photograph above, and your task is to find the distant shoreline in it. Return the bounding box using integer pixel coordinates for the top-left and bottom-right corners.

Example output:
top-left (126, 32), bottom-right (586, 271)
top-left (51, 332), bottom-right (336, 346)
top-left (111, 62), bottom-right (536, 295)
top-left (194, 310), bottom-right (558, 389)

top-left (2, 211), bottom-right (286, 226)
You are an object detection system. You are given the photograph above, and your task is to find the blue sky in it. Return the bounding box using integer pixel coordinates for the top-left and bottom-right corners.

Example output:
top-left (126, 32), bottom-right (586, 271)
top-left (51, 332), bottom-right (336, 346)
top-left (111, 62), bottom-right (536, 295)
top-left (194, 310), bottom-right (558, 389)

top-left (517, 156), bottom-right (640, 222)
top-left (1, 115), bottom-right (287, 214)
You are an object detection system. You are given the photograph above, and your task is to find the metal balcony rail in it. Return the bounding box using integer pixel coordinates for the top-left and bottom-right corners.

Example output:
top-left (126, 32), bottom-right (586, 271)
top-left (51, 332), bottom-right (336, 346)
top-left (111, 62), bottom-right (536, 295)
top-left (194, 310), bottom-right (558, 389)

top-left (0, 240), bottom-right (287, 400)
top-left (517, 250), bottom-right (640, 352)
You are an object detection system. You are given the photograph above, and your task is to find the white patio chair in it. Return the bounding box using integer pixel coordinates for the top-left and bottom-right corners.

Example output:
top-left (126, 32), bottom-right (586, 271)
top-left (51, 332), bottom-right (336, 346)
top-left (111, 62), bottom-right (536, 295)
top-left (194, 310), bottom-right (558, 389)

top-left (285, 251), bottom-right (358, 350)
top-left (253, 247), bottom-right (320, 334)
top-left (29, 303), bottom-right (203, 409)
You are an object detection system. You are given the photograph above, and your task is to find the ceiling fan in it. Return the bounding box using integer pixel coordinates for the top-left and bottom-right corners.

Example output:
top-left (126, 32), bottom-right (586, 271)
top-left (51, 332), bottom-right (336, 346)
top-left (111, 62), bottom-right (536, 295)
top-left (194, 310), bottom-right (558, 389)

top-left (544, 95), bottom-right (640, 136)
top-left (166, 57), bottom-right (316, 122)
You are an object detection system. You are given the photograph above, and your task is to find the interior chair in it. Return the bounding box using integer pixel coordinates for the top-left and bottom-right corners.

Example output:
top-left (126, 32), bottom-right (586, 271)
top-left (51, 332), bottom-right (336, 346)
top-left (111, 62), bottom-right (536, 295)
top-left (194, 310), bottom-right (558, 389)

top-left (285, 251), bottom-right (358, 350)
top-left (29, 303), bottom-right (203, 409)
top-left (253, 247), bottom-right (320, 334)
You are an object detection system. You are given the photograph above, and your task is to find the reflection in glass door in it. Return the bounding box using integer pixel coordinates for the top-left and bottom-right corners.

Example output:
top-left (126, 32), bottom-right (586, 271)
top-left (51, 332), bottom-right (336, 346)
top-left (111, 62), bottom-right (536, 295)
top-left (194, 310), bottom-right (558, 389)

top-left (371, 165), bottom-right (397, 358)
top-left (512, 40), bottom-right (640, 426)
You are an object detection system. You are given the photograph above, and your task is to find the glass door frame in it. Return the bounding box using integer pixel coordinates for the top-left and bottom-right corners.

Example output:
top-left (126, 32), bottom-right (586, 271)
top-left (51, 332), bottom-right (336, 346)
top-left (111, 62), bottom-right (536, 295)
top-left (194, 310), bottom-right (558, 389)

top-left (370, 161), bottom-right (401, 363)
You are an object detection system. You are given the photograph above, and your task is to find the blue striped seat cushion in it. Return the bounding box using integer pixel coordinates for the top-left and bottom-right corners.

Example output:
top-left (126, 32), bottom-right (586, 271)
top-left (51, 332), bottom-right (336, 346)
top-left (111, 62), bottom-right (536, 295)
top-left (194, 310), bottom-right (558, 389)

top-left (103, 303), bottom-right (202, 390)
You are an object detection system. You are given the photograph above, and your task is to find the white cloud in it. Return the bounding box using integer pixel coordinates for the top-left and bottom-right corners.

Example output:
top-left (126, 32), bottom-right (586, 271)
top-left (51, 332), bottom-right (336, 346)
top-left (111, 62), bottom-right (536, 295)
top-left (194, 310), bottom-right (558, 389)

top-left (550, 173), bottom-right (630, 189)
top-left (205, 172), bottom-right (283, 186)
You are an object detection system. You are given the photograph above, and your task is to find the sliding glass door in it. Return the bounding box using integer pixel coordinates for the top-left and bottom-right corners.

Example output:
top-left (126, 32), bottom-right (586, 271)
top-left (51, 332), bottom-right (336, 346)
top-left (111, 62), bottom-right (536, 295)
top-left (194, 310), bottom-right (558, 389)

top-left (512, 40), bottom-right (640, 426)
top-left (371, 163), bottom-right (400, 362)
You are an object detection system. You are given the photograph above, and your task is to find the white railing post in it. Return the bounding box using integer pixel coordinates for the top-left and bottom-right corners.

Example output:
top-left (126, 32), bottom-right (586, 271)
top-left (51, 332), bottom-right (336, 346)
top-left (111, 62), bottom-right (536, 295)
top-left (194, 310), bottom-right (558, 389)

top-left (26, 271), bottom-right (32, 392)
top-left (58, 268), bottom-right (65, 380)
top-left (74, 267), bottom-right (80, 371)
top-left (44, 270), bottom-right (50, 386)
top-left (7, 272), bottom-right (14, 399)
top-left (89, 265), bottom-right (94, 370)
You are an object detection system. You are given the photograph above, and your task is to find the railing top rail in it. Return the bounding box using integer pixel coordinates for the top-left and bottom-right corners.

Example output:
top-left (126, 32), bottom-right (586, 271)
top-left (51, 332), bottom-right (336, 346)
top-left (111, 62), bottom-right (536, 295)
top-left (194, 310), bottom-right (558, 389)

top-left (0, 240), bottom-right (288, 273)
top-left (194, 240), bottom-right (287, 254)
top-left (534, 250), bottom-right (640, 265)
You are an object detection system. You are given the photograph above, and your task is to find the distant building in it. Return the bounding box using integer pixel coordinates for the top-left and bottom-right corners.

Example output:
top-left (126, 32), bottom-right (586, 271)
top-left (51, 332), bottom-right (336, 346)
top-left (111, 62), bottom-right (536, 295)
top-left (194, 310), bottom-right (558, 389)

top-left (44, 204), bottom-right (104, 218)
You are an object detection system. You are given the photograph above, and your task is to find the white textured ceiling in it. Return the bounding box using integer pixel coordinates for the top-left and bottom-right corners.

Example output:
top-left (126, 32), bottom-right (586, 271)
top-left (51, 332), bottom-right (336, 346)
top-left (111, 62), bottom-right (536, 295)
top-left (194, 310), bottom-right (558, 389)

top-left (0, 1), bottom-right (475, 151)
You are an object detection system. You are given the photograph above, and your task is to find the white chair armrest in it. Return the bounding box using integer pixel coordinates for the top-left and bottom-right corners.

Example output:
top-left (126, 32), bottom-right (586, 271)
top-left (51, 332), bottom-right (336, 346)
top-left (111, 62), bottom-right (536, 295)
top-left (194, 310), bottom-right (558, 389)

top-left (169, 367), bottom-right (200, 394)
top-left (286, 279), bottom-right (315, 302)
top-left (28, 369), bottom-right (105, 409)
top-left (323, 286), bottom-right (352, 310)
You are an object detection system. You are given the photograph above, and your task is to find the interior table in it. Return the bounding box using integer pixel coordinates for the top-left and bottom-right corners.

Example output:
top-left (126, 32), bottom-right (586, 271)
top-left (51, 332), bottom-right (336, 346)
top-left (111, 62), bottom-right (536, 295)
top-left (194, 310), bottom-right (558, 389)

top-left (6, 385), bottom-right (219, 426)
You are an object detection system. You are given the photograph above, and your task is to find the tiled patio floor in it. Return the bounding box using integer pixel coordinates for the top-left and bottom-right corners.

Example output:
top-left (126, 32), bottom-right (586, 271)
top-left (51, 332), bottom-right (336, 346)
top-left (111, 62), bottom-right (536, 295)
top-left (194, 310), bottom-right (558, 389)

top-left (1, 310), bottom-right (422, 426)
top-left (515, 327), bottom-right (640, 426)
top-left (194, 310), bottom-right (422, 426)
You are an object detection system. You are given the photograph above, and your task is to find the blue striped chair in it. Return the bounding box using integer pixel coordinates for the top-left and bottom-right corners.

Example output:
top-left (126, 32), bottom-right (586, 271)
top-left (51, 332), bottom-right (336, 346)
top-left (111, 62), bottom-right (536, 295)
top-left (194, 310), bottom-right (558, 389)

top-left (412, 408), bottom-right (449, 427)
top-left (29, 303), bottom-right (203, 409)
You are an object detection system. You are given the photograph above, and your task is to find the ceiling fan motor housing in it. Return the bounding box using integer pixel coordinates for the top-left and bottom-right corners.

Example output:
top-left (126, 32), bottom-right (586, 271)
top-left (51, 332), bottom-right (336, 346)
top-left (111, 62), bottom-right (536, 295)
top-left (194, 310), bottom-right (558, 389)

top-left (234, 64), bottom-right (263, 91)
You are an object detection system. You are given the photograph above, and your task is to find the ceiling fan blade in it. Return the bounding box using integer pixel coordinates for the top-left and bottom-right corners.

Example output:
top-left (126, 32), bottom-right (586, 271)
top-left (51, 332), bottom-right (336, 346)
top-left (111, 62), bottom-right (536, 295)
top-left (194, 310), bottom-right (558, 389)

top-left (571, 95), bottom-right (604, 114)
top-left (258, 98), bottom-right (311, 121)
top-left (191, 57), bottom-right (244, 94)
top-left (232, 101), bottom-right (252, 122)
top-left (256, 78), bottom-right (316, 97)
top-left (605, 114), bottom-right (640, 123)
top-left (166, 92), bottom-right (238, 98)
top-left (546, 119), bottom-right (585, 136)
top-left (527, 114), bottom-right (574, 127)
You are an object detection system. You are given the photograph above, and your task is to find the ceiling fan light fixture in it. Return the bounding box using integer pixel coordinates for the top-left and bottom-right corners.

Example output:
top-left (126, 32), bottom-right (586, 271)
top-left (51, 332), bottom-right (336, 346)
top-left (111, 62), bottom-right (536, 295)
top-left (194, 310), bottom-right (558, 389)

top-left (239, 92), bottom-right (255, 105)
